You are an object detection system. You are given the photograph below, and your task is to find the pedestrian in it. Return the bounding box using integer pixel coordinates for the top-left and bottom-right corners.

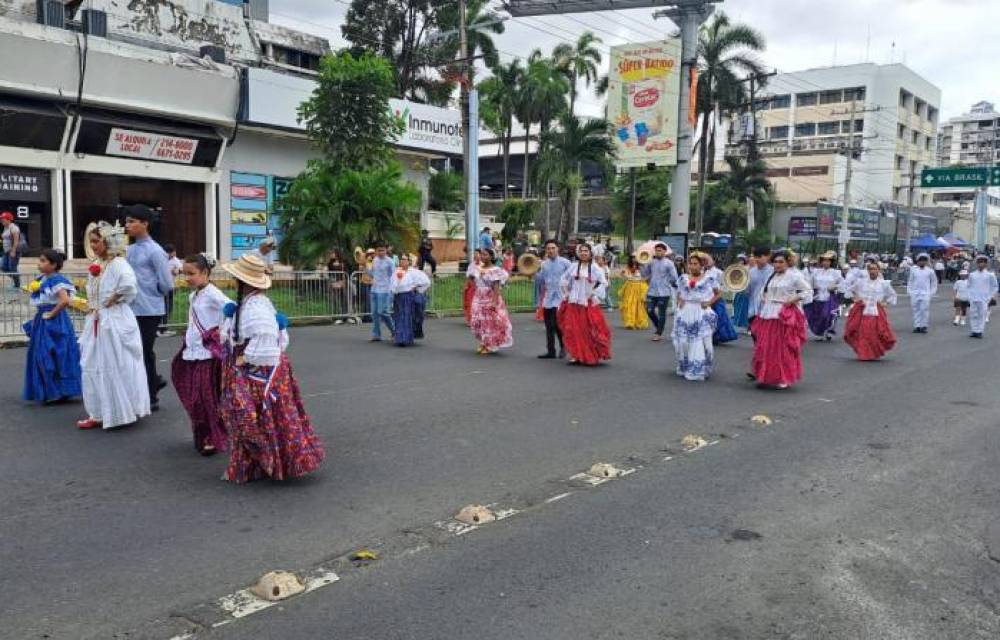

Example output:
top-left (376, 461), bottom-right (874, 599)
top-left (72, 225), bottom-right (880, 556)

top-left (967, 255), bottom-right (999, 339)
top-left (159, 243), bottom-right (182, 337)
top-left (558, 243), bottom-right (611, 366)
top-left (170, 254), bottom-right (230, 455)
top-left (672, 252), bottom-right (721, 382)
top-left (469, 248), bottom-right (513, 354)
top-left (250, 237), bottom-right (277, 275)
top-left (124, 204), bottom-right (174, 413)
top-left (77, 222), bottom-right (151, 430)
top-left (844, 261), bottom-right (897, 361)
top-left (840, 259), bottom-right (863, 316)
top-left (536, 240), bottom-right (572, 359)
top-left (618, 256), bottom-right (649, 330)
top-left (804, 251), bottom-right (843, 341)
top-left (595, 254), bottom-right (611, 309)
top-left (390, 254), bottom-right (431, 347)
top-left (22, 248), bottom-right (82, 404)
top-left (934, 256), bottom-right (945, 284)
top-left (746, 247), bottom-right (773, 339)
top-left (366, 242), bottom-right (395, 342)
top-left (219, 253), bottom-right (325, 483)
top-left (731, 254), bottom-right (751, 332)
top-left (417, 230), bottom-right (438, 276)
top-left (748, 249), bottom-right (813, 390)
top-left (952, 270), bottom-right (970, 327)
top-left (463, 249), bottom-right (479, 327)
top-left (907, 253), bottom-right (937, 334)
top-left (642, 242), bottom-right (678, 342)
top-left (704, 254), bottom-right (737, 345)
top-left (326, 250), bottom-right (350, 323)
top-left (1, 211), bottom-right (24, 288)
top-left (502, 247), bottom-right (515, 274)
top-left (479, 227), bottom-right (494, 251)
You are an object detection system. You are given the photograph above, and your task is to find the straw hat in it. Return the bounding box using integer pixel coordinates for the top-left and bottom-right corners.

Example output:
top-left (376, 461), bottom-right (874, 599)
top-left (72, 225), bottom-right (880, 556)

top-left (820, 250), bottom-right (837, 261)
top-left (223, 254), bottom-right (272, 289)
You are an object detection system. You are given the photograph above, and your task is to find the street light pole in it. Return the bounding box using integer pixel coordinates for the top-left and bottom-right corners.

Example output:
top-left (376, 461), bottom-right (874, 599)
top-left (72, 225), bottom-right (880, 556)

top-left (459, 0), bottom-right (477, 258)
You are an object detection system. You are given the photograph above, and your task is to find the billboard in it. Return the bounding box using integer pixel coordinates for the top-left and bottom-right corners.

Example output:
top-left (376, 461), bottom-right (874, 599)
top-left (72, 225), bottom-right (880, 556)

top-left (816, 202), bottom-right (880, 241)
top-left (608, 40), bottom-right (681, 168)
top-left (787, 216), bottom-right (817, 239)
top-left (229, 172), bottom-right (294, 259)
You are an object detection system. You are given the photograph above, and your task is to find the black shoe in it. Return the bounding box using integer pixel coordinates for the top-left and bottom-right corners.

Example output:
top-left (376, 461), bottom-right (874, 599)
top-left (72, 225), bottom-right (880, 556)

top-left (538, 353), bottom-right (557, 359)
top-left (913, 328), bottom-right (921, 333)
top-left (971, 333), bottom-right (983, 339)
top-left (558, 349), bottom-right (566, 359)
top-left (156, 378), bottom-right (167, 391)
top-left (150, 402), bottom-right (160, 413)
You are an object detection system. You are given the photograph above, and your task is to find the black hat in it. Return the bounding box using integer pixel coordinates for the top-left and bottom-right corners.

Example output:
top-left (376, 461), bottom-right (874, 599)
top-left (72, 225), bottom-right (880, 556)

top-left (123, 204), bottom-right (153, 223)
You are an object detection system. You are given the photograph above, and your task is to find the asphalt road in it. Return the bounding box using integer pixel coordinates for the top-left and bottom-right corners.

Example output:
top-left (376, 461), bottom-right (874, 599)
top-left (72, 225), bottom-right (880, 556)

top-left (2, 297), bottom-right (998, 639)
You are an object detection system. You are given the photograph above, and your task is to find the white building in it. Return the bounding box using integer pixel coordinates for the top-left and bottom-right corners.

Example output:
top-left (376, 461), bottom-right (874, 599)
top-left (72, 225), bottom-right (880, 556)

top-left (0, 0), bottom-right (459, 262)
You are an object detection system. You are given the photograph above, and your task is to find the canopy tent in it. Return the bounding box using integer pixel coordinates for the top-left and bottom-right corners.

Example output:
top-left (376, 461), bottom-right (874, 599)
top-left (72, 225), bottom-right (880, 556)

top-left (909, 234), bottom-right (949, 251)
top-left (942, 233), bottom-right (971, 247)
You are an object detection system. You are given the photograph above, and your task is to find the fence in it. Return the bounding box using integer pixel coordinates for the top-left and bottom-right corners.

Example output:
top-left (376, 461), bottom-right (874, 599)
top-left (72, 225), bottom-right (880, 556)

top-left (0, 270), bottom-right (549, 339)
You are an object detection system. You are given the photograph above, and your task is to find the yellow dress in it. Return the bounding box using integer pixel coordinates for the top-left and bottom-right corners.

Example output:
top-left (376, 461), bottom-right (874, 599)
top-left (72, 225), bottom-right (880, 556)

top-left (619, 272), bottom-right (650, 329)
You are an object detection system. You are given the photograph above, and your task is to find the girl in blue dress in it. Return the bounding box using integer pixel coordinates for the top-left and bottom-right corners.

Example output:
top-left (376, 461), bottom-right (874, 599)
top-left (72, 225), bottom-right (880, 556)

top-left (23, 249), bottom-right (82, 403)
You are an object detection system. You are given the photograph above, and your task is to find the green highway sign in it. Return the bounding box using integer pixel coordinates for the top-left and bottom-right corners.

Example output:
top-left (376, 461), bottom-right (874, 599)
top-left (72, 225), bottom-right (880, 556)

top-left (921, 166), bottom-right (1000, 188)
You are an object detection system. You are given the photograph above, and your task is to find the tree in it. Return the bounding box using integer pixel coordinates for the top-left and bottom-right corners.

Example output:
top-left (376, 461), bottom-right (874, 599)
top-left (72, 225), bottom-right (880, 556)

top-left (694, 13), bottom-right (766, 244)
top-left (552, 31), bottom-right (603, 116)
top-left (498, 199), bottom-right (539, 244)
top-left (535, 114), bottom-right (615, 242)
top-left (428, 171), bottom-right (464, 211)
top-left (711, 156), bottom-right (772, 259)
top-left (479, 59), bottom-right (524, 200)
top-left (612, 167), bottom-right (673, 241)
top-left (514, 51), bottom-right (570, 201)
top-left (297, 51), bottom-right (403, 171)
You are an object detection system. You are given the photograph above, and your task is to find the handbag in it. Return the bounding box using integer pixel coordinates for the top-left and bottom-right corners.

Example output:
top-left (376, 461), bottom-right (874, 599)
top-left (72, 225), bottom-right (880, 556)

top-left (191, 305), bottom-right (227, 360)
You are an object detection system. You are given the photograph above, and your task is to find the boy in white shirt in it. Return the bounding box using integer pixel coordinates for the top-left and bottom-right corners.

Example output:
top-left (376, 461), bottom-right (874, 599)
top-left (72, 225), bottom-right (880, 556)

top-left (952, 270), bottom-right (970, 326)
top-left (967, 256), bottom-right (999, 338)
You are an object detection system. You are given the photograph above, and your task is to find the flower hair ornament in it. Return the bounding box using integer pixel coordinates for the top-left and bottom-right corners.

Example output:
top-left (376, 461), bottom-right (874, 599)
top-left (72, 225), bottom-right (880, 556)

top-left (84, 220), bottom-right (128, 260)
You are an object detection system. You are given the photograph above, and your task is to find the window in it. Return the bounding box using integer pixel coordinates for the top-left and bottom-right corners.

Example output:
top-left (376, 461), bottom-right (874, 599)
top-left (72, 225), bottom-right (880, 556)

top-left (925, 137), bottom-right (932, 151)
top-left (770, 94), bottom-right (791, 109)
top-left (791, 166), bottom-right (829, 176)
top-left (912, 131), bottom-right (920, 145)
top-left (818, 121), bottom-right (840, 135)
top-left (898, 124), bottom-right (906, 139)
top-left (766, 167), bottom-right (791, 178)
top-left (895, 155), bottom-right (904, 170)
top-left (271, 45), bottom-right (320, 71)
top-left (820, 90), bottom-right (843, 105)
top-left (846, 87), bottom-right (866, 101)
top-left (843, 120), bottom-right (862, 134)
top-left (796, 93), bottom-right (818, 107)
top-left (768, 126), bottom-right (789, 140)
top-left (795, 122), bottom-right (817, 137)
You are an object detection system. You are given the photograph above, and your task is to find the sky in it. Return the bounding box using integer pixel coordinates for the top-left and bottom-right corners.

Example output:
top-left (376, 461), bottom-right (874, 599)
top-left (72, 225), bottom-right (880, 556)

top-left (269, 0), bottom-right (1000, 121)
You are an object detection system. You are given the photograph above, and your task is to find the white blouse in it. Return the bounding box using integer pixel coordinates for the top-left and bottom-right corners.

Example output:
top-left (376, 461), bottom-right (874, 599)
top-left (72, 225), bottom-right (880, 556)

top-left (87, 257), bottom-right (138, 309)
top-left (390, 267), bottom-right (431, 294)
top-left (182, 284), bottom-right (232, 361)
top-left (676, 274), bottom-right (719, 304)
top-left (851, 277), bottom-right (897, 316)
top-left (810, 268), bottom-right (843, 302)
top-left (475, 266), bottom-right (508, 290)
top-left (758, 271), bottom-right (813, 320)
top-left (234, 293), bottom-right (284, 367)
top-left (561, 262), bottom-right (607, 306)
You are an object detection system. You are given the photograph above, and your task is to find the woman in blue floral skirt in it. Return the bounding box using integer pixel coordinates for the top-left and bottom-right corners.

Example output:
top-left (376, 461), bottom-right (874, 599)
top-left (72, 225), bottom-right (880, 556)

top-left (671, 253), bottom-right (722, 382)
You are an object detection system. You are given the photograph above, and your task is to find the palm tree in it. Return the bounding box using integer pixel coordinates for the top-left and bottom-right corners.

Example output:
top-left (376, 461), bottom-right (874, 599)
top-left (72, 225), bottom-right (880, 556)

top-left (694, 13), bottom-right (766, 245)
top-left (479, 59), bottom-right (524, 200)
top-left (515, 51), bottom-right (569, 201)
top-left (718, 156), bottom-right (771, 258)
top-left (552, 31), bottom-right (603, 116)
top-left (535, 114), bottom-right (615, 243)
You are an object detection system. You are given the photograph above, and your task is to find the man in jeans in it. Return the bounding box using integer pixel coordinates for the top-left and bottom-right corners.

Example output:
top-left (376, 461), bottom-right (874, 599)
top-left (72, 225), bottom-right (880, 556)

top-left (1, 211), bottom-right (23, 289)
top-left (124, 204), bottom-right (174, 412)
top-left (367, 241), bottom-right (395, 342)
top-left (642, 242), bottom-right (678, 342)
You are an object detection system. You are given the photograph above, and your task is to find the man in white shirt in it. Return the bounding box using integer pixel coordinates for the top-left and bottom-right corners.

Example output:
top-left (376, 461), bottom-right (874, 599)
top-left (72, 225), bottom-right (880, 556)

top-left (907, 253), bottom-right (938, 333)
top-left (967, 255), bottom-right (999, 339)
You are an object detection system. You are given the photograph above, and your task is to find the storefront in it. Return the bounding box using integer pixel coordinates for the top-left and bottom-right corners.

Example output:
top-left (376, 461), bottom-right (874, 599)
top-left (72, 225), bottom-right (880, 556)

top-left (0, 166), bottom-right (52, 256)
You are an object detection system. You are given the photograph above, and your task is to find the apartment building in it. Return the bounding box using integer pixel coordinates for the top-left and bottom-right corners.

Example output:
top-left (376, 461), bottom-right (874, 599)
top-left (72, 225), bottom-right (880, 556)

top-left (728, 63), bottom-right (941, 209)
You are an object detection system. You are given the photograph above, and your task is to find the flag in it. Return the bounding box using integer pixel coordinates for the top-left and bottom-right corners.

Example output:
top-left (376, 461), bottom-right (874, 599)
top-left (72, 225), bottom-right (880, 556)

top-left (688, 68), bottom-right (699, 127)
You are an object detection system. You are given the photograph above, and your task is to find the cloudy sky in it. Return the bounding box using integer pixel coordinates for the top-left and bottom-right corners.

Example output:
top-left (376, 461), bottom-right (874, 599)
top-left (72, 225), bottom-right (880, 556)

top-left (270, 0), bottom-right (999, 120)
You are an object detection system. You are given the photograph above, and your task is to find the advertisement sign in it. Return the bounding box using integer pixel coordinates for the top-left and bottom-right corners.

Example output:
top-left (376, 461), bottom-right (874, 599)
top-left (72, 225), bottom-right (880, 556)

top-left (106, 128), bottom-right (198, 164)
top-left (229, 172), bottom-right (292, 258)
top-left (390, 99), bottom-right (463, 155)
top-left (816, 202), bottom-right (880, 241)
top-left (0, 166), bottom-right (49, 202)
top-left (607, 39), bottom-right (682, 168)
top-left (787, 216), bottom-right (817, 239)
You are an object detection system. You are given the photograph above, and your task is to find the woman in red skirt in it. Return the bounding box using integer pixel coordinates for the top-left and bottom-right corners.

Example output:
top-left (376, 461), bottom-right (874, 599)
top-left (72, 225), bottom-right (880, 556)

top-left (558, 243), bottom-right (611, 366)
top-left (463, 251), bottom-right (480, 326)
top-left (844, 261), bottom-right (897, 361)
top-left (749, 250), bottom-right (813, 389)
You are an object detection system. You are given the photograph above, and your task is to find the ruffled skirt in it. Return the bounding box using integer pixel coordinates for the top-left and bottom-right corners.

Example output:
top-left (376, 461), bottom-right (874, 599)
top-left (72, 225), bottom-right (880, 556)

top-left (558, 302), bottom-right (612, 366)
top-left (751, 306), bottom-right (807, 387)
top-left (221, 354), bottom-right (325, 483)
top-left (392, 290), bottom-right (425, 346)
top-left (804, 296), bottom-right (839, 337)
top-left (844, 304), bottom-right (896, 361)
top-left (712, 299), bottom-right (739, 343)
top-left (470, 289), bottom-right (513, 351)
top-left (619, 280), bottom-right (650, 329)
top-left (671, 304), bottom-right (716, 381)
top-left (22, 307), bottom-right (82, 403)
top-left (171, 352), bottom-right (227, 452)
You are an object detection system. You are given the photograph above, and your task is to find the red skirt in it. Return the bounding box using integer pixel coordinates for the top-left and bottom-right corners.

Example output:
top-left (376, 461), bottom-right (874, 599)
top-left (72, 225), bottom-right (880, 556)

top-left (558, 302), bottom-right (612, 366)
top-left (751, 306), bottom-right (807, 387)
top-left (463, 280), bottom-right (475, 326)
top-left (844, 303), bottom-right (896, 361)
top-left (171, 351), bottom-right (227, 453)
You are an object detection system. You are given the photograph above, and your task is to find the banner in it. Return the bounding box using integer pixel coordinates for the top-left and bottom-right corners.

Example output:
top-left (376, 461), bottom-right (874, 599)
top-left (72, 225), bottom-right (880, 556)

top-left (816, 202), bottom-right (880, 241)
top-left (608, 40), bottom-right (681, 168)
top-left (787, 216), bottom-right (817, 239)
top-left (106, 128), bottom-right (198, 164)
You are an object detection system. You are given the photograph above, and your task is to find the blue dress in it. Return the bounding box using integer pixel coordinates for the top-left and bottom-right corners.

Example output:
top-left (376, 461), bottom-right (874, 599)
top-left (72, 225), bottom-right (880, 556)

top-left (732, 291), bottom-right (750, 328)
top-left (707, 268), bottom-right (738, 343)
top-left (23, 274), bottom-right (83, 403)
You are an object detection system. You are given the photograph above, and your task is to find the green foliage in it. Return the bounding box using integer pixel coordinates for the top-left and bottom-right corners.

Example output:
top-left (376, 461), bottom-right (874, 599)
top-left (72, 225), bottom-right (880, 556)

top-left (297, 51), bottom-right (403, 170)
top-left (279, 162), bottom-right (422, 269)
top-left (479, 59), bottom-right (524, 199)
top-left (736, 226), bottom-right (776, 252)
top-left (498, 199), bottom-right (539, 243)
top-left (514, 51), bottom-right (570, 198)
top-left (612, 168), bottom-right (673, 240)
top-left (552, 31), bottom-right (603, 115)
top-left (428, 171), bottom-right (464, 212)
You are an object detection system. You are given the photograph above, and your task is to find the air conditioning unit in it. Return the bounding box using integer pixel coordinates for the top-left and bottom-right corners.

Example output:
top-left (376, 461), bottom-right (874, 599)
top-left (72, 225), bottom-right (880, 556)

top-left (200, 45), bottom-right (227, 64)
top-left (81, 9), bottom-right (107, 37)
top-left (35, 0), bottom-right (65, 28)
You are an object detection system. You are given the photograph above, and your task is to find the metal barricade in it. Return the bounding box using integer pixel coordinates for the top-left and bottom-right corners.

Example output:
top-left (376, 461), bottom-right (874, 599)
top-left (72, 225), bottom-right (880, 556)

top-left (0, 272), bottom-right (89, 339)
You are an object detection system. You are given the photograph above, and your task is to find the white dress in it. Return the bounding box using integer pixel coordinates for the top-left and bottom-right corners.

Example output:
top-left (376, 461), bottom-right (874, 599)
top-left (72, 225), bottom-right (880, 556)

top-left (671, 275), bottom-right (719, 381)
top-left (79, 257), bottom-right (151, 428)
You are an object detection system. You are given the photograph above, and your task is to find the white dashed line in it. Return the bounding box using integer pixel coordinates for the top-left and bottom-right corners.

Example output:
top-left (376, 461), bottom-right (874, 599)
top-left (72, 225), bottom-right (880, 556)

top-left (544, 492), bottom-right (574, 504)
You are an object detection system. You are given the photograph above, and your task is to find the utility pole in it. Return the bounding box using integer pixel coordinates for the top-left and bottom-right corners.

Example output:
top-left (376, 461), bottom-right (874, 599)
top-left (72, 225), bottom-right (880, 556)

top-left (654, 1), bottom-right (718, 239)
top-left (904, 171), bottom-right (916, 257)
top-left (627, 167), bottom-right (637, 255)
top-left (839, 98), bottom-right (857, 263)
top-left (459, 0), bottom-right (477, 259)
